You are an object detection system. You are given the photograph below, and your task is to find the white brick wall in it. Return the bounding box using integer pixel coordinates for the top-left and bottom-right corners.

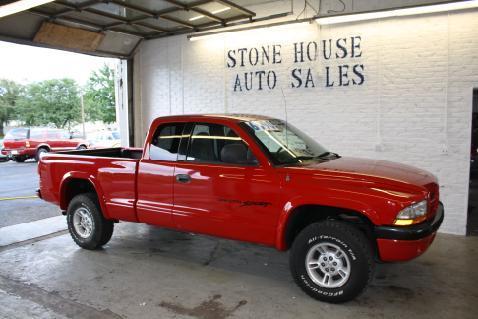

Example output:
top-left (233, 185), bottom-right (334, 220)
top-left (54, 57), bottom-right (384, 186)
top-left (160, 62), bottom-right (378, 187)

top-left (133, 7), bottom-right (478, 235)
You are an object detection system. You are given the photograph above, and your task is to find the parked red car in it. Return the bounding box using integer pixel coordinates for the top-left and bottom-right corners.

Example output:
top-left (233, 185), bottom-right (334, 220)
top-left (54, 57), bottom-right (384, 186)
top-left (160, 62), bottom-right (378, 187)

top-left (2, 127), bottom-right (89, 162)
top-left (38, 114), bottom-right (443, 303)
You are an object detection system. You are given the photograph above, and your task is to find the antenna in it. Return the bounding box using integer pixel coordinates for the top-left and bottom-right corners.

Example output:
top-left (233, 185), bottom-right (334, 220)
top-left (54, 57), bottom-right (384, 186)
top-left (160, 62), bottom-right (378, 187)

top-left (280, 87), bottom-right (289, 147)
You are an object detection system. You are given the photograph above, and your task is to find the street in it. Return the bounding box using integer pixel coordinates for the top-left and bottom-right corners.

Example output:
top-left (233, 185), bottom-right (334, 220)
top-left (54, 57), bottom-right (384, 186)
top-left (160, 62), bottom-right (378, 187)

top-left (0, 160), bottom-right (59, 227)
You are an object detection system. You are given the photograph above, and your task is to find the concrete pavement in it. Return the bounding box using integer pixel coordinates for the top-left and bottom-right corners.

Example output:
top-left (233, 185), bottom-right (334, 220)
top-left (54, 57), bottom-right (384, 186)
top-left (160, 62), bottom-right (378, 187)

top-left (0, 221), bottom-right (477, 319)
top-left (0, 160), bottom-right (477, 319)
top-left (0, 216), bottom-right (66, 246)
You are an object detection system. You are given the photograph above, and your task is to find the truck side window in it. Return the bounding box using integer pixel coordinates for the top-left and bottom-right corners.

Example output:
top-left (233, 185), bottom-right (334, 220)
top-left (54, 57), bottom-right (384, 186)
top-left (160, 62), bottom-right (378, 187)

top-left (150, 123), bottom-right (185, 161)
top-left (187, 123), bottom-right (258, 165)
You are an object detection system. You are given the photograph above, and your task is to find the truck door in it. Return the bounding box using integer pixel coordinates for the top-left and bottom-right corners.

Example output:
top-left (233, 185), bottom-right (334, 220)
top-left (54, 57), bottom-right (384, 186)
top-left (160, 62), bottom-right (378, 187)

top-left (172, 122), bottom-right (280, 246)
top-left (136, 122), bottom-right (186, 228)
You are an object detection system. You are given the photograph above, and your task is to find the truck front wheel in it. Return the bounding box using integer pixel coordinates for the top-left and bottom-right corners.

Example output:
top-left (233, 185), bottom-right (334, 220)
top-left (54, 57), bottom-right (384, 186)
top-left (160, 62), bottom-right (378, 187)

top-left (289, 220), bottom-right (374, 303)
top-left (66, 193), bottom-right (114, 250)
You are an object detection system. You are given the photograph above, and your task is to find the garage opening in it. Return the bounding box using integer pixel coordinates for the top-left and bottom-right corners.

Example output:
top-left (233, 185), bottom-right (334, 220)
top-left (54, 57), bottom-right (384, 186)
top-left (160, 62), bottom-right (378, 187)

top-left (0, 41), bottom-right (125, 161)
top-left (468, 89), bottom-right (478, 236)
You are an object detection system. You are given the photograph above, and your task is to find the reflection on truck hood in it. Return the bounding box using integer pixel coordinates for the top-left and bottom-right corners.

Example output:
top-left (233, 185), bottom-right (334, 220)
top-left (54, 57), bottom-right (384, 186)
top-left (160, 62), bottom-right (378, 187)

top-left (285, 157), bottom-right (435, 187)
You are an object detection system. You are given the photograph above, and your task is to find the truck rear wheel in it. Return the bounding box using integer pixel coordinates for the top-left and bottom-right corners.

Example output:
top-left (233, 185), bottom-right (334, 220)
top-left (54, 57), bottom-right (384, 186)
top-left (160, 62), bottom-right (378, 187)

top-left (289, 220), bottom-right (374, 303)
top-left (66, 193), bottom-right (114, 250)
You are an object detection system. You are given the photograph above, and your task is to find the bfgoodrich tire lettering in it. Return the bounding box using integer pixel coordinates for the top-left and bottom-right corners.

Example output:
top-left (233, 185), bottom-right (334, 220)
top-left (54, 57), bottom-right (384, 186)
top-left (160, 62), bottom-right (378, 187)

top-left (290, 220), bottom-right (374, 303)
top-left (66, 193), bottom-right (114, 250)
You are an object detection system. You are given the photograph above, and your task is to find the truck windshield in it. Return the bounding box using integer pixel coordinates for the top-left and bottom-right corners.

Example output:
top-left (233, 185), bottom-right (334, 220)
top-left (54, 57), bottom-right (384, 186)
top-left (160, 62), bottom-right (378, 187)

top-left (242, 119), bottom-right (333, 165)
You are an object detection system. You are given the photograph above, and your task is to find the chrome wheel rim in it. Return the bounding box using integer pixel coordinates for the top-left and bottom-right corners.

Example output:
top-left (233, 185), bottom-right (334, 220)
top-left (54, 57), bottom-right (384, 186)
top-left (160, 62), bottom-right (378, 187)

top-left (305, 242), bottom-right (351, 288)
top-left (72, 207), bottom-right (93, 238)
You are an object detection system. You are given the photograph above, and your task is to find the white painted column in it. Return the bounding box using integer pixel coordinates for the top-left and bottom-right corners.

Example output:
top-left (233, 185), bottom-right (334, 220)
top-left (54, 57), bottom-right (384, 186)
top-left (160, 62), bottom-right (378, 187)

top-left (115, 59), bottom-right (129, 147)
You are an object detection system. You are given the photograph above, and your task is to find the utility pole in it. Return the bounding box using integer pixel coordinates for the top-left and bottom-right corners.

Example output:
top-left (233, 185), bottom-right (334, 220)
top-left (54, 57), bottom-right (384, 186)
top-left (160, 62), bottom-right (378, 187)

top-left (80, 94), bottom-right (86, 138)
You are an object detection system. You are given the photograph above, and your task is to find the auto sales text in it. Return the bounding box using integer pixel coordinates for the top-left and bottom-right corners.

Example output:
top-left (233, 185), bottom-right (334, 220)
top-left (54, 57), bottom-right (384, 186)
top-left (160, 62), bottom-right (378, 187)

top-left (226, 36), bottom-right (365, 92)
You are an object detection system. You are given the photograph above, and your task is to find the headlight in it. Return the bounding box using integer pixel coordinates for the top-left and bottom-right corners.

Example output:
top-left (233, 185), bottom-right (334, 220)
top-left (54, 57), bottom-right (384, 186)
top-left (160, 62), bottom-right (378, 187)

top-left (394, 200), bottom-right (427, 226)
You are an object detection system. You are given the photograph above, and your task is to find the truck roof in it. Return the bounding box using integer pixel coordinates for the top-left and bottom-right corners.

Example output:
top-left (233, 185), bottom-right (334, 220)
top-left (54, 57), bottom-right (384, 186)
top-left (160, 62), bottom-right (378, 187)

top-left (155, 113), bottom-right (275, 122)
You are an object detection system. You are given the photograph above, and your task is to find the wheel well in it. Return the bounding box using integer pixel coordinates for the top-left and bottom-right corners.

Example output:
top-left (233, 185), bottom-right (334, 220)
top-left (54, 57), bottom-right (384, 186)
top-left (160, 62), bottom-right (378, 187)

top-left (61, 178), bottom-right (96, 210)
top-left (284, 205), bottom-right (376, 251)
top-left (37, 145), bottom-right (50, 152)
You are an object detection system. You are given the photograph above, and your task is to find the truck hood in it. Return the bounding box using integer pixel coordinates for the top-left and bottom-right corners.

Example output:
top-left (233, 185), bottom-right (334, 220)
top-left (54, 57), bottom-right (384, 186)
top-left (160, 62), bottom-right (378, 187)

top-left (283, 157), bottom-right (435, 188)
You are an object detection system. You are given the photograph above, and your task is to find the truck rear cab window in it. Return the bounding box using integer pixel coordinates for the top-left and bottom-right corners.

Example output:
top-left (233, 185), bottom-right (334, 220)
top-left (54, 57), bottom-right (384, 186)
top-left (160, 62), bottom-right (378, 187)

top-left (150, 123), bottom-right (186, 161)
top-left (186, 123), bottom-right (257, 165)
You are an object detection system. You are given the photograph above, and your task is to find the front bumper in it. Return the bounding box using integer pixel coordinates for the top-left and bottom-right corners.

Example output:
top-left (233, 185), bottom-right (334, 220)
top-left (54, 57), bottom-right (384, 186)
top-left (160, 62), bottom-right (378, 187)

top-left (375, 202), bottom-right (444, 262)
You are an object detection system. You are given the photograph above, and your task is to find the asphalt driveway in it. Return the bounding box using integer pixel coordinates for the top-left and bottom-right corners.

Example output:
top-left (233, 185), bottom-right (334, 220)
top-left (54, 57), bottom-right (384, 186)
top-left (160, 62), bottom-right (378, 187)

top-left (0, 160), bottom-right (59, 227)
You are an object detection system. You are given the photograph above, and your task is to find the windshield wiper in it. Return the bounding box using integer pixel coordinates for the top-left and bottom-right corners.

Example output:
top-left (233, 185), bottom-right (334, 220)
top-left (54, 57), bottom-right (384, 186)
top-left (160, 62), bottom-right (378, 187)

top-left (295, 156), bottom-right (315, 161)
top-left (290, 152), bottom-right (340, 163)
top-left (295, 153), bottom-right (338, 161)
top-left (316, 152), bottom-right (340, 159)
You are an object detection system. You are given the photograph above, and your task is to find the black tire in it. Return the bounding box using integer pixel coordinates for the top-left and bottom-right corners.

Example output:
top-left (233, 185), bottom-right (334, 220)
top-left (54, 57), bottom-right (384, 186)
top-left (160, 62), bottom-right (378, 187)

top-left (66, 193), bottom-right (114, 250)
top-left (35, 147), bottom-right (48, 162)
top-left (77, 145), bottom-right (87, 150)
top-left (13, 156), bottom-right (26, 162)
top-left (289, 221), bottom-right (374, 303)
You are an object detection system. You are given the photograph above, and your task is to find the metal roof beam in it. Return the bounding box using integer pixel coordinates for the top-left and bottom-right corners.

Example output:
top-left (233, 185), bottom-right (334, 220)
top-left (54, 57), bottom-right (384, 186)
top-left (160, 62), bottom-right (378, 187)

top-left (27, 0), bottom-right (256, 40)
top-left (89, 0), bottom-right (196, 29)
top-left (107, 0), bottom-right (158, 17)
top-left (163, 0), bottom-right (224, 24)
top-left (52, 0), bottom-right (99, 18)
top-left (83, 7), bottom-right (130, 23)
top-left (28, 8), bottom-right (145, 38)
top-left (215, 0), bottom-right (255, 17)
top-left (159, 14), bottom-right (196, 28)
top-left (133, 22), bottom-right (170, 33)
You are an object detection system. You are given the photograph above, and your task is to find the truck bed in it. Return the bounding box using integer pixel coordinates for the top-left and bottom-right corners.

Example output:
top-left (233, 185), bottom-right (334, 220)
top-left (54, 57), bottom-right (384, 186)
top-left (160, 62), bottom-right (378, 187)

top-left (38, 147), bottom-right (141, 222)
top-left (57, 147), bottom-right (143, 159)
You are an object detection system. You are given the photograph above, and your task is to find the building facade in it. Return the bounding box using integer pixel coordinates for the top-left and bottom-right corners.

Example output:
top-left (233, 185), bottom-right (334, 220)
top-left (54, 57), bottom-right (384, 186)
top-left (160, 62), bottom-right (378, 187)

top-left (131, 1), bottom-right (478, 235)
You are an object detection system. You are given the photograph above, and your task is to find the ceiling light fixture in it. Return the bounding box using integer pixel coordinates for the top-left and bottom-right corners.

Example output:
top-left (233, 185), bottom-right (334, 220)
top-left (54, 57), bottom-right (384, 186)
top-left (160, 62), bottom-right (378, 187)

top-left (0, 0), bottom-right (55, 18)
top-left (189, 7), bottom-right (231, 21)
top-left (315, 0), bottom-right (478, 25)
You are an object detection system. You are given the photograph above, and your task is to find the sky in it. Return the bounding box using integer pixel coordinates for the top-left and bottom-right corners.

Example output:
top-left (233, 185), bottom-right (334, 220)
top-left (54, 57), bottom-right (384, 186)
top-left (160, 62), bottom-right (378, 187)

top-left (0, 41), bottom-right (118, 86)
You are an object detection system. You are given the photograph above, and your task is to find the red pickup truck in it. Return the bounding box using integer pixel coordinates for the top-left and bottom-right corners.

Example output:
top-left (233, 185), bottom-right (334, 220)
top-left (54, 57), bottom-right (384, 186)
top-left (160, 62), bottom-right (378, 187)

top-left (38, 114), bottom-right (444, 303)
top-left (2, 127), bottom-right (89, 162)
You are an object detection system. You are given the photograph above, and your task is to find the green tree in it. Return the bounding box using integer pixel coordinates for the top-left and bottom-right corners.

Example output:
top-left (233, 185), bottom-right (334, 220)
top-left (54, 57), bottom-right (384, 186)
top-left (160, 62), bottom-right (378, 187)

top-left (84, 64), bottom-right (116, 123)
top-left (17, 79), bottom-right (81, 129)
top-left (0, 79), bottom-right (22, 136)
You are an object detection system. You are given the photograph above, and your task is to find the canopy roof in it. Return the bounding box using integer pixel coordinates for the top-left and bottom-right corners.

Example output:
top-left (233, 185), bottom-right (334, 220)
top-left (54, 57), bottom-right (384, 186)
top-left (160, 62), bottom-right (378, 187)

top-left (0, 0), bottom-right (265, 58)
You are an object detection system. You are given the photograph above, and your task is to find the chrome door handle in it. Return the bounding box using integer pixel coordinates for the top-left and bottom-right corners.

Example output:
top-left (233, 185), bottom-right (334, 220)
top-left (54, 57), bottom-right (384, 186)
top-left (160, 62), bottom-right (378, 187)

top-left (176, 174), bottom-right (191, 183)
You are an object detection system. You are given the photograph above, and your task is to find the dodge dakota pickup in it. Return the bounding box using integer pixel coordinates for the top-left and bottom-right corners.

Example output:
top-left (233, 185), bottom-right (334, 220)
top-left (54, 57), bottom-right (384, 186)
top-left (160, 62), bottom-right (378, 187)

top-left (38, 114), bottom-right (444, 303)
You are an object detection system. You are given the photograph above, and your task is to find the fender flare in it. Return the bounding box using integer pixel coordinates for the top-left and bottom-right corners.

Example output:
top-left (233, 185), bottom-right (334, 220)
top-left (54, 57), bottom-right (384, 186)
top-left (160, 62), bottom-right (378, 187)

top-left (59, 171), bottom-right (110, 219)
top-left (36, 144), bottom-right (51, 152)
top-left (274, 195), bottom-right (379, 251)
